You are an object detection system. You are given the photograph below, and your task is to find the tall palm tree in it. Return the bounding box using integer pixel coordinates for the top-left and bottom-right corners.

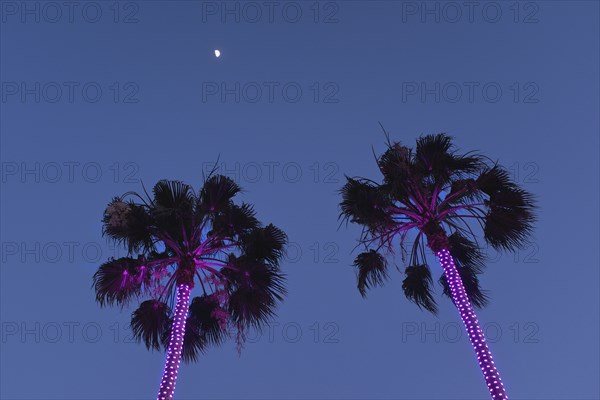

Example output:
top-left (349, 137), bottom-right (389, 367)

top-left (93, 177), bottom-right (287, 400)
top-left (340, 133), bottom-right (536, 400)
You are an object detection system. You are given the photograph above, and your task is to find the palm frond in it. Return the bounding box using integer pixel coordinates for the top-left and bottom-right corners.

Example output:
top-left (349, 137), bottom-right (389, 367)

top-left (377, 143), bottom-right (412, 202)
top-left (241, 224), bottom-right (287, 265)
top-left (93, 257), bottom-right (149, 307)
top-left (210, 203), bottom-right (260, 239)
top-left (414, 134), bottom-right (453, 180)
top-left (130, 300), bottom-right (171, 351)
top-left (476, 165), bottom-right (512, 195)
top-left (102, 199), bottom-right (154, 253)
top-left (442, 178), bottom-right (481, 206)
top-left (198, 175), bottom-right (242, 215)
top-left (415, 134), bottom-right (485, 187)
top-left (165, 294), bottom-right (230, 364)
top-left (439, 266), bottom-right (489, 308)
top-left (416, 133), bottom-right (453, 157)
top-left (151, 180), bottom-right (196, 240)
top-left (475, 165), bottom-right (536, 250)
top-left (339, 177), bottom-right (392, 230)
top-left (446, 154), bottom-right (484, 177)
top-left (161, 316), bottom-right (207, 364)
top-left (447, 232), bottom-right (485, 273)
top-left (181, 323), bottom-right (207, 363)
top-left (223, 256), bottom-right (286, 329)
top-left (402, 264), bottom-right (438, 314)
top-left (483, 203), bottom-right (535, 250)
top-left (353, 250), bottom-right (388, 297)
top-left (152, 180), bottom-right (196, 212)
top-left (188, 295), bottom-right (228, 347)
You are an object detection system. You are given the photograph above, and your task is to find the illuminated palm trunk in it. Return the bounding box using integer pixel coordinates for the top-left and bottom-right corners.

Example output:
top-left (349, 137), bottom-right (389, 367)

top-left (436, 248), bottom-right (508, 400)
top-left (157, 284), bottom-right (191, 400)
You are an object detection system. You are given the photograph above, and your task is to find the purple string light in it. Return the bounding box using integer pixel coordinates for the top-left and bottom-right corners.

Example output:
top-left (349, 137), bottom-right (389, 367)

top-left (157, 284), bottom-right (191, 400)
top-left (436, 248), bottom-right (508, 400)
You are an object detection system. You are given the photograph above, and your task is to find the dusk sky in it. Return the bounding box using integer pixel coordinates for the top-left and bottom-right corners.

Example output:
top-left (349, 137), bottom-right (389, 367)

top-left (1, 1), bottom-right (599, 399)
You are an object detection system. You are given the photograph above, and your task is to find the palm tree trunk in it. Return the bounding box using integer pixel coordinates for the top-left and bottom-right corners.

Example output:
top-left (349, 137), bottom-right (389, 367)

top-left (157, 283), bottom-right (191, 400)
top-left (436, 248), bottom-right (508, 400)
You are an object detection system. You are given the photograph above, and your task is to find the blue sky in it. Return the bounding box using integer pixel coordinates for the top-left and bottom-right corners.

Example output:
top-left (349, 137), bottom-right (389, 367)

top-left (1, 1), bottom-right (599, 399)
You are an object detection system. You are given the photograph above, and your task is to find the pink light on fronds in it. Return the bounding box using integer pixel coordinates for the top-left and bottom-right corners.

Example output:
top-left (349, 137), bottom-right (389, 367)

top-left (157, 284), bottom-right (190, 400)
top-left (436, 248), bottom-right (508, 400)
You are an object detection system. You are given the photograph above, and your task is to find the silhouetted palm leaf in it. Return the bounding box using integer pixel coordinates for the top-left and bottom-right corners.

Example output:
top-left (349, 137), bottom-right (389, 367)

top-left (198, 175), bottom-right (242, 215)
top-left (476, 165), bottom-right (513, 195)
top-left (340, 178), bottom-right (392, 230)
top-left (153, 180), bottom-right (196, 211)
top-left (484, 188), bottom-right (535, 248)
top-left (402, 265), bottom-right (437, 314)
top-left (162, 316), bottom-right (207, 364)
top-left (131, 300), bottom-right (171, 351)
top-left (415, 134), bottom-right (483, 186)
top-left (166, 295), bottom-right (229, 363)
top-left (180, 322), bottom-right (207, 363)
top-left (211, 202), bottom-right (260, 239)
top-left (241, 224), bottom-right (287, 265)
top-left (151, 180), bottom-right (196, 240)
top-left (446, 155), bottom-right (484, 177)
top-left (415, 133), bottom-right (453, 178)
top-left (102, 199), bottom-right (154, 253)
top-left (439, 266), bottom-right (489, 308)
top-left (224, 256), bottom-right (286, 329)
top-left (448, 232), bottom-right (485, 273)
top-left (484, 205), bottom-right (535, 251)
top-left (377, 144), bottom-right (412, 202)
top-left (443, 178), bottom-right (481, 206)
top-left (187, 295), bottom-right (228, 347)
top-left (353, 250), bottom-right (388, 297)
top-left (93, 257), bottom-right (149, 307)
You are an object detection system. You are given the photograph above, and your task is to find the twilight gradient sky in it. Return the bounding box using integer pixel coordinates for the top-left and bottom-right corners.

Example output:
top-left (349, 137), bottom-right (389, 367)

top-left (1, 1), bottom-right (599, 399)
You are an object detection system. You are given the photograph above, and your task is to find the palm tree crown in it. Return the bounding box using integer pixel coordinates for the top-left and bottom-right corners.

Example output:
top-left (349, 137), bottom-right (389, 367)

top-left (340, 133), bottom-right (536, 313)
top-left (93, 176), bottom-right (287, 361)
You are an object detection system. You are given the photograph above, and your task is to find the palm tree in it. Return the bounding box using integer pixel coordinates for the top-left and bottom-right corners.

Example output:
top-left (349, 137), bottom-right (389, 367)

top-left (340, 133), bottom-right (536, 400)
top-left (93, 177), bottom-right (287, 400)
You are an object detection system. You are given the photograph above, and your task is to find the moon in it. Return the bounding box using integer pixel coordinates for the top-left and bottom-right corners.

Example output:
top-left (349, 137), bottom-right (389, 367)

top-left (214, 49), bottom-right (221, 58)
